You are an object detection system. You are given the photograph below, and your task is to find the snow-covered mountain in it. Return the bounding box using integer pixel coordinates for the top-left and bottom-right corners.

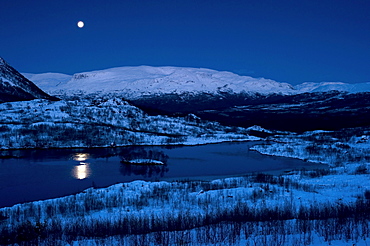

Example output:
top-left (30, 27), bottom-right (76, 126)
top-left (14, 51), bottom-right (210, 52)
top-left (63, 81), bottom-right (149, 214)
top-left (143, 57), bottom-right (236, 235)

top-left (23, 66), bottom-right (295, 98)
top-left (0, 57), bottom-right (55, 102)
top-left (23, 66), bottom-right (370, 98)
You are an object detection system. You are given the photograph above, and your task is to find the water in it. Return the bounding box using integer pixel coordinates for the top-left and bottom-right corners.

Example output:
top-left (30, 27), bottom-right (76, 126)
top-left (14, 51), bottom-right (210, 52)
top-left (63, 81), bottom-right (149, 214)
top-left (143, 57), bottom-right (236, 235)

top-left (0, 142), bottom-right (325, 208)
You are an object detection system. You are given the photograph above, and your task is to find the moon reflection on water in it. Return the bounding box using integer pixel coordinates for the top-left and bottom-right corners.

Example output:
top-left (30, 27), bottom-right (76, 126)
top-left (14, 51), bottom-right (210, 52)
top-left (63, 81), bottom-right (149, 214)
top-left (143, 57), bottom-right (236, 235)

top-left (72, 153), bottom-right (91, 180)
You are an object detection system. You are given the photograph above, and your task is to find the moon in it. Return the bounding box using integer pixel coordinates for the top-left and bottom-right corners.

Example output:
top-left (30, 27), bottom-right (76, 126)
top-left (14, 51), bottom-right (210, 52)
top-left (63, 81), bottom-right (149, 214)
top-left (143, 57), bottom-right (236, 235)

top-left (77, 21), bottom-right (84, 28)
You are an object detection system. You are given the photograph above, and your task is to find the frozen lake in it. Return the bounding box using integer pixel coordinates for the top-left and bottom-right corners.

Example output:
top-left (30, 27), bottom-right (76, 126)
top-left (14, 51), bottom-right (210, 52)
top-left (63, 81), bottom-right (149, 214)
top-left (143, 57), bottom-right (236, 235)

top-left (0, 142), bottom-right (326, 207)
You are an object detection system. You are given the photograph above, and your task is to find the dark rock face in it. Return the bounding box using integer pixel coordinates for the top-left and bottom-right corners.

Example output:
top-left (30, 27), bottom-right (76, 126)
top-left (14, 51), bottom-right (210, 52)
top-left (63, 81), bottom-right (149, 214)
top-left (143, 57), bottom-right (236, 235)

top-left (0, 57), bottom-right (57, 102)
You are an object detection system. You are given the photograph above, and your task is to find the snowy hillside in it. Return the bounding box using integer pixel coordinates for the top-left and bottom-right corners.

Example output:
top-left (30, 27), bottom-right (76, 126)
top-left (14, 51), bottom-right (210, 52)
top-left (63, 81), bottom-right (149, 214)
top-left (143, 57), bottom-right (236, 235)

top-left (23, 66), bottom-right (370, 98)
top-left (0, 96), bottom-right (257, 150)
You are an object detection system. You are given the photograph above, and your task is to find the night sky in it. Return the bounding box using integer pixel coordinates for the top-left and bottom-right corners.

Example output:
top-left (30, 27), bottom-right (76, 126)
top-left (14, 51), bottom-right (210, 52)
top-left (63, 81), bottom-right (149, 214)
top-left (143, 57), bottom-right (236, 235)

top-left (1, 0), bottom-right (369, 84)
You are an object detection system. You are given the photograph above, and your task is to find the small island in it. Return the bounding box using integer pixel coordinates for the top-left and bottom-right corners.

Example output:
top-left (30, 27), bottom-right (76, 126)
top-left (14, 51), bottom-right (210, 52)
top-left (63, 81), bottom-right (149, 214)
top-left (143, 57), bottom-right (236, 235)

top-left (120, 159), bottom-right (165, 165)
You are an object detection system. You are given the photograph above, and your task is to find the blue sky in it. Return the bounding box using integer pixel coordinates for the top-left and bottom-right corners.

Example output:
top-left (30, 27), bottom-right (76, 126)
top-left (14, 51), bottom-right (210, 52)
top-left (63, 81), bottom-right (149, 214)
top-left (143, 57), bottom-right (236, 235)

top-left (1, 0), bottom-right (369, 84)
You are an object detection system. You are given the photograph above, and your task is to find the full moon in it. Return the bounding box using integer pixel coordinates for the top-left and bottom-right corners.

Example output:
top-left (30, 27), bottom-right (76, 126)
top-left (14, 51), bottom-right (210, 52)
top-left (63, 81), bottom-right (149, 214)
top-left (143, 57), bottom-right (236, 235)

top-left (77, 21), bottom-right (84, 28)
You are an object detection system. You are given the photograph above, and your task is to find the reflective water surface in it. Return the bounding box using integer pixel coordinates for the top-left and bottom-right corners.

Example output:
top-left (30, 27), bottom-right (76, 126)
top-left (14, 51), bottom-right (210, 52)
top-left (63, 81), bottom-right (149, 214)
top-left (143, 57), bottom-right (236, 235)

top-left (0, 142), bottom-right (326, 207)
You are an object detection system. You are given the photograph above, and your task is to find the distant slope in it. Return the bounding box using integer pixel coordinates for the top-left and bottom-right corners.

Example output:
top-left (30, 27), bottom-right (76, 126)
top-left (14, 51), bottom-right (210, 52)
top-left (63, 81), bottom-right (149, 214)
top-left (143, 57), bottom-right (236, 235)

top-left (0, 57), bottom-right (56, 102)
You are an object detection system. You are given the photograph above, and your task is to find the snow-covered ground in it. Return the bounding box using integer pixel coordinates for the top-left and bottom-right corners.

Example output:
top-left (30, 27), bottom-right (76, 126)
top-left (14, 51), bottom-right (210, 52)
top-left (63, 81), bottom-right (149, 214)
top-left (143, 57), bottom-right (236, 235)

top-left (1, 168), bottom-right (369, 245)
